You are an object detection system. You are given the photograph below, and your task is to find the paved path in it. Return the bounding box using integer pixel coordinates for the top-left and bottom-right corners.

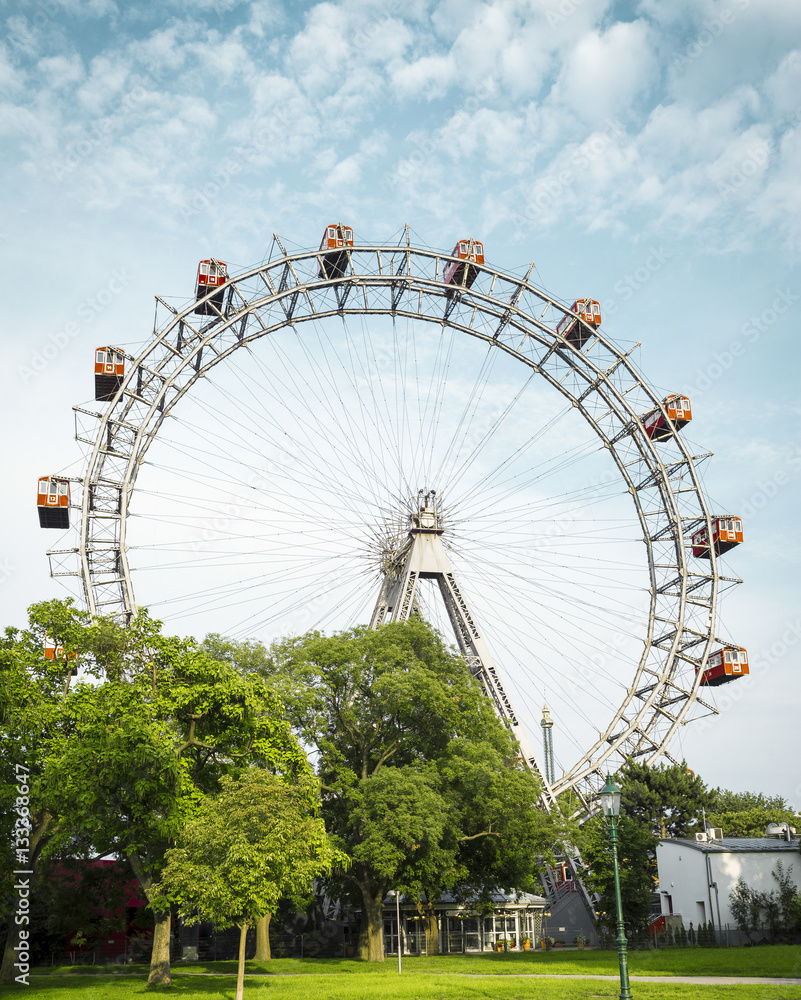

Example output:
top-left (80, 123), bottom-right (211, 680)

top-left (464, 973), bottom-right (801, 985)
top-left (32, 971), bottom-right (801, 986)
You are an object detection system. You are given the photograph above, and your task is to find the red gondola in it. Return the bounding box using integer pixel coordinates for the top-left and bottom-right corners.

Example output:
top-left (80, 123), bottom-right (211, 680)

top-left (556, 299), bottom-right (601, 348)
top-left (643, 394), bottom-right (692, 440)
top-left (697, 646), bottom-right (749, 686)
top-left (194, 259), bottom-right (228, 315)
top-left (37, 476), bottom-right (70, 529)
top-left (318, 223), bottom-right (354, 279)
top-left (692, 516), bottom-right (743, 558)
top-left (443, 238), bottom-right (484, 289)
top-left (94, 346), bottom-right (125, 401)
top-left (44, 638), bottom-right (76, 662)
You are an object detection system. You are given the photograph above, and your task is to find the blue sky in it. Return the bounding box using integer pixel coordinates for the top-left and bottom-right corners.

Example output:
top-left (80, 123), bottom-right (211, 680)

top-left (2, 0), bottom-right (800, 808)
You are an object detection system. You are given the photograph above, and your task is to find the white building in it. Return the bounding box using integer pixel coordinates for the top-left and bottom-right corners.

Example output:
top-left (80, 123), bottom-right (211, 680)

top-left (656, 832), bottom-right (800, 933)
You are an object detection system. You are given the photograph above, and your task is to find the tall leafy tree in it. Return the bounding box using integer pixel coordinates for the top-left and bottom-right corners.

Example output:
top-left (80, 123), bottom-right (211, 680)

top-left (619, 759), bottom-right (715, 839)
top-left (155, 770), bottom-right (345, 1000)
top-left (264, 620), bottom-right (552, 961)
top-left (42, 647), bottom-right (307, 986)
top-left (707, 788), bottom-right (800, 838)
top-left (0, 598), bottom-right (307, 988)
top-left (0, 598), bottom-right (115, 983)
top-left (579, 814), bottom-right (657, 939)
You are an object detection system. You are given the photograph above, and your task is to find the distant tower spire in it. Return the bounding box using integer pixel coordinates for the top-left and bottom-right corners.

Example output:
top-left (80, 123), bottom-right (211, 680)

top-left (541, 703), bottom-right (555, 786)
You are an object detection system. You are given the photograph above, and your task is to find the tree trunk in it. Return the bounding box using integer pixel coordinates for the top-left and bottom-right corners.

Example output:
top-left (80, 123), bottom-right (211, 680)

top-left (360, 885), bottom-right (386, 962)
top-left (1, 812), bottom-right (52, 983)
top-left (128, 850), bottom-right (172, 986)
top-left (416, 899), bottom-right (440, 956)
top-left (236, 922), bottom-right (248, 1000)
top-left (254, 913), bottom-right (271, 961)
top-left (148, 906), bottom-right (172, 986)
top-left (0, 917), bottom-right (28, 985)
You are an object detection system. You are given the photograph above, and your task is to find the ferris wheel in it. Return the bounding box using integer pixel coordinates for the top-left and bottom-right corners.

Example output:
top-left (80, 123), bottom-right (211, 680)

top-left (43, 224), bottom-right (746, 809)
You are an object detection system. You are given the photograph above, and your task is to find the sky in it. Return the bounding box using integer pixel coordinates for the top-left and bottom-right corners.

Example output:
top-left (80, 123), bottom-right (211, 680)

top-left (1, 0), bottom-right (800, 810)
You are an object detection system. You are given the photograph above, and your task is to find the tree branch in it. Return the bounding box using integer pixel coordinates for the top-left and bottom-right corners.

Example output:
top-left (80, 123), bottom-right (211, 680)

top-left (460, 829), bottom-right (501, 842)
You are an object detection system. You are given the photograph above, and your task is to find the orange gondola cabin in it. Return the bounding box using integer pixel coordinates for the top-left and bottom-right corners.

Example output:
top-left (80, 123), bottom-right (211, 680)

top-left (37, 476), bottom-right (70, 529)
top-left (44, 637), bottom-right (77, 663)
top-left (443, 238), bottom-right (484, 290)
top-left (692, 516), bottom-right (743, 558)
top-left (556, 299), bottom-right (601, 348)
top-left (697, 646), bottom-right (749, 686)
top-left (318, 223), bottom-right (354, 279)
top-left (194, 259), bottom-right (228, 315)
top-left (643, 394), bottom-right (693, 440)
top-left (94, 346), bottom-right (125, 401)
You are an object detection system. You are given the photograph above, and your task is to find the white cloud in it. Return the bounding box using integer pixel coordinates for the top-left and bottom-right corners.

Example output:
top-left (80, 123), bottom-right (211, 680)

top-left (391, 53), bottom-right (456, 98)
top-left (550, 19), bottom-right (657, 122)
top-left (37, 53), bottom-right (84, 89)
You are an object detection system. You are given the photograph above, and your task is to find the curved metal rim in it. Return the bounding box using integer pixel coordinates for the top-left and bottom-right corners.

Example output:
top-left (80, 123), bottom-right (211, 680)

top-left (68, 240), bottom-right (729, 801)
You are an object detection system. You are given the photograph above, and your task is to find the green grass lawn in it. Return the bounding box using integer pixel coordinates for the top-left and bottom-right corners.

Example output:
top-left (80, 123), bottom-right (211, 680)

top-left (7, 948), bottom-right (801, 1000)
top-left (5, 975), bottom-right (801, 1000)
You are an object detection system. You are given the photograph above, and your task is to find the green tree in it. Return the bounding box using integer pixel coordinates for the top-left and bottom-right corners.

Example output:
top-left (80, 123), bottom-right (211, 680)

top-left (706, 807), bottom-right (800, 838)
top-left (620, 760), bottom-right (715, 839)
top-left (707, 788), bottom-right (800, 838)
top-left (711, 789), bottom-right (791, 812)
top-left (263, 620), bottom-right (552, 961)
top-left (772, 861), bottom-right (799, 932)
top-left (155, 770), bottom-right (345, 1000)
top-left (0, 598), bottom-right (307, 987)
top-left (0, 598), bottom-right (112, 983)
top-left (579, 814), bottom-right (657, 939)
top-left (729, 877), bottom-right (760, 942)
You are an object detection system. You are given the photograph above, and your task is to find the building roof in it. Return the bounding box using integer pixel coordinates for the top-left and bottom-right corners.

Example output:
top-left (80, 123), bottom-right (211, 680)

top-left (385, 888), bottom-right (546, 908)
top-left (660, 837), bottom-right (800, 855)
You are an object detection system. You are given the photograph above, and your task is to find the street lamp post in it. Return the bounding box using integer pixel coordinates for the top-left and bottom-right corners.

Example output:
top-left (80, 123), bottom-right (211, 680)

top-left (387, 891), bottom-right (402, 974)
top-left (599, 774), bottom-right (633, 1000)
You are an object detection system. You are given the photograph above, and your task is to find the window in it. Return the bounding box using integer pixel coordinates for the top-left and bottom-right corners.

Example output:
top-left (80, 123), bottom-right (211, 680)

top-left (735, 520), bottom-right (742, 532)
top-left (96, 350), bottom-right (104, 363)
top-left (682, 398), bottom-right (690, 409)
top-left (200, 262), bottom-right (208, 275)
top-left (329, 227), bottom-right (336, 238)
top-left (345, 229), bottom-right (353, 241)
top-left (724, 650), bottom-right (731, 662)
top-left (39, 480), bottom-right (48, 493)
top-left (475, 243), bottom-right (483, 254)
top-left (459, 243), bottom-right (467, 254)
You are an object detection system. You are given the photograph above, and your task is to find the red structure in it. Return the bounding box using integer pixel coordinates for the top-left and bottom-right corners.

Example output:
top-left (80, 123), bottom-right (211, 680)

top-left (37, 476), bottom-right (70, 529)
top-left (318, 223), bottom-right (354, 279)
top-left (94, 347), bottom-right (125, 401)
top-left (194, 259), bottom-right (228, 315)
top-left (697, 646), bottom-right (749, 687)
top-left (642, 394), bottom-right (692, 440)
top-left (443, 238), bottom-right (484, 289)
top-left (44, 638), bottom-right (76, 662)
top-left (692, 517), bottom-right (743, 558)
top-left (55, 860), bottom-right (151, 964)
top-left (556, 299), bottom-right (601, 348)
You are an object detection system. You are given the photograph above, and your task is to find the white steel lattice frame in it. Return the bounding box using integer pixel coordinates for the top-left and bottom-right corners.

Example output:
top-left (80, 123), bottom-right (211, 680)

top-left (51, 238), bottom-right (738, 806)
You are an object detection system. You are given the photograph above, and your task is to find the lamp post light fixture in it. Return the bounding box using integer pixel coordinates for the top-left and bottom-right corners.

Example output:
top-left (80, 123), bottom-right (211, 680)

top-left (599, 774), bottom-right (633, 1000)
top-left (387, 891), bottom-right (402, 974)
